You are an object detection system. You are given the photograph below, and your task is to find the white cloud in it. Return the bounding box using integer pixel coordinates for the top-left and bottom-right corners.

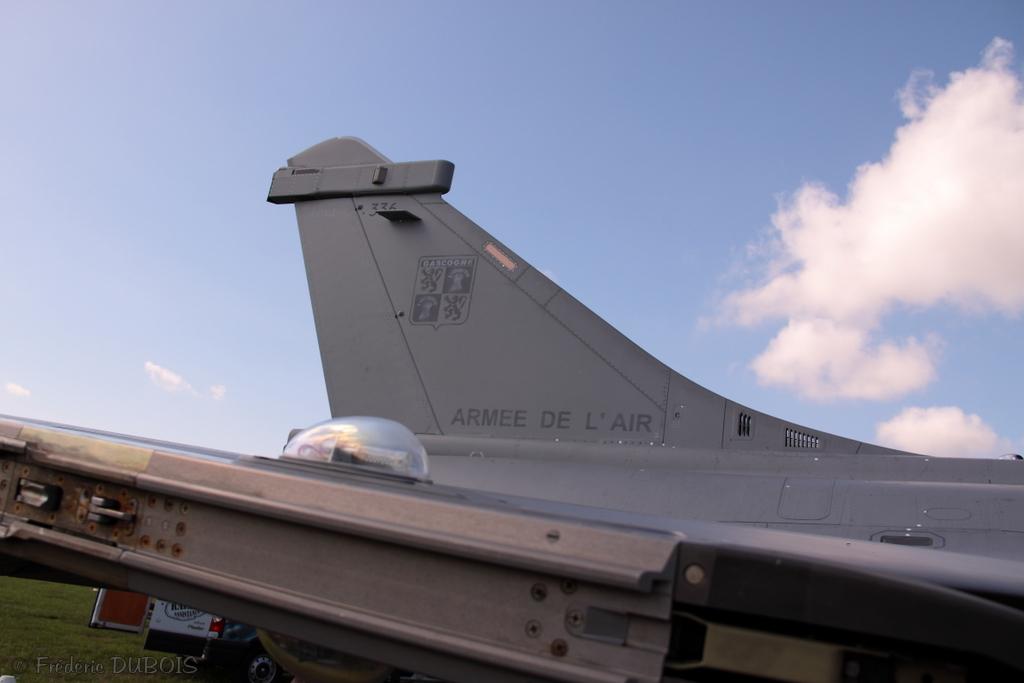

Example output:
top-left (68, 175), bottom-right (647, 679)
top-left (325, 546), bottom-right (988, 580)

top-left (5, 382), bottom-right (30, 398)
top-left (751, 319), bottom-right (938, 400)
top-left (721, 38), bottom-right (1024, 401)
top-left (209, 384), bottom-right (226, 401)
top-left (144, 361), bottom-right (194, 394)
top-left (876, 406), bottom-right (1010, 458)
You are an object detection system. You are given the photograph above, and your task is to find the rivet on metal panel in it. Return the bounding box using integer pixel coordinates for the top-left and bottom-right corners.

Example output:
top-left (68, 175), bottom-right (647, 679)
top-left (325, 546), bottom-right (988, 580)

top-left (546, 529), bottom-right (560, 543)
top-left (175, 522), bottom-right (186, 536)
top-left (140, 535), bottom-right (151, 547)
top-left (525, 620), bottom-right (542, 638)
top-left (1, 462), bottom-right (8, 472)
top-left (530, 583), bottom-right (548, 602)
top-left (171, 544), bottom-right (183, 558)
top-left (550, 640), bottom-right (568, 657)
top-left (156, 539), bottom-right (167, 552)
top-left (164, 499), bottom-right (174, 512)
top-left (566, 610), bottom-right (584, 629)
top-left (0, 481), bottom-right (6, 490)
top-left (147, 496), bottom-right (157, 508)
top-left (560, 579), bottom-right (578, 595)
top-left (180, 503), bottom-right (189, 514)
top-left (684, 564), bottom-right (706, 585)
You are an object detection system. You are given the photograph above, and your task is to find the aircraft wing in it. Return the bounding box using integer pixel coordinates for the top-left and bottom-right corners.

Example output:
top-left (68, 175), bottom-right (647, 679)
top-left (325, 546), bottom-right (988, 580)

top-left (1, 415), bottom-right (1022, 683)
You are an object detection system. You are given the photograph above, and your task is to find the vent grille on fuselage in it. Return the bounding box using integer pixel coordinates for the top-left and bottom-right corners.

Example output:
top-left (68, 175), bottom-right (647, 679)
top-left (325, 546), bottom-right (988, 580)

top-left (737, 412), bottom-right (753, 438)
top-left (784, 427), bottom-right (819, 449)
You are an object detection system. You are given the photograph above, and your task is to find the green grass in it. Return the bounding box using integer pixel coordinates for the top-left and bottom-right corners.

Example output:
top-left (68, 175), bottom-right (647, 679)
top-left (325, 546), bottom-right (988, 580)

top-left (0, 577), bottom-right (231, 682)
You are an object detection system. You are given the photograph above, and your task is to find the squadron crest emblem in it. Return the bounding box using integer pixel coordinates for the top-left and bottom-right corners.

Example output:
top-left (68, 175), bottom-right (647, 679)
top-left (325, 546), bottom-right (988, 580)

top-left (410, 255), bottom-right (477, 327)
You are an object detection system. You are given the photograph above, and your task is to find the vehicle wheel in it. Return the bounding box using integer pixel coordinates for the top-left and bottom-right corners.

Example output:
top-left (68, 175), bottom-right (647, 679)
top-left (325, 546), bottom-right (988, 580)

top-left (244, 650), bottom-right (285, 683)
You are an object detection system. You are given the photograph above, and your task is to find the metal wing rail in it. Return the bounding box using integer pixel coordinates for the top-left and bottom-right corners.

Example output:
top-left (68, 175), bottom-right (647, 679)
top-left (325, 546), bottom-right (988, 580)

top-left (0, 418), bottom-right (1022, 683)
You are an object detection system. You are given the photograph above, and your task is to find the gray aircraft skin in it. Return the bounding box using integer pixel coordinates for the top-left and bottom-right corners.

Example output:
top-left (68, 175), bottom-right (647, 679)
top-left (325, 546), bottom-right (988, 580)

top-left (269, 137), bottom-right (1024, 562)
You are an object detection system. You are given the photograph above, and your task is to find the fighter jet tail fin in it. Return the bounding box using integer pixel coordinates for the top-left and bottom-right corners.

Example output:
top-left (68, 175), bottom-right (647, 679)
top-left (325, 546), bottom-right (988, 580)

top-left (268, 137), bottom-right (681, 443)
top-left (269, 138), bottom-right (874, 453)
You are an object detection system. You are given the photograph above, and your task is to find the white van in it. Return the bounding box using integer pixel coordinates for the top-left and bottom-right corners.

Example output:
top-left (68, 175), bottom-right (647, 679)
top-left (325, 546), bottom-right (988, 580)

top-left (90, 589), bottom-right (287, 682)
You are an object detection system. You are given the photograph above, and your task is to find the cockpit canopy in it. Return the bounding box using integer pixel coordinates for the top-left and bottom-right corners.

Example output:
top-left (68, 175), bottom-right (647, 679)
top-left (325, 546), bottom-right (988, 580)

top-left (279, 417), bottom-right (430, 481)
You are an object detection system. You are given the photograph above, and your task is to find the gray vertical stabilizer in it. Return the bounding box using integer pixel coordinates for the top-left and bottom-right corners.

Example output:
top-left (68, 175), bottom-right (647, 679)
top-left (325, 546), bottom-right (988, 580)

top-left (269, 138), bottom-right (902, 454)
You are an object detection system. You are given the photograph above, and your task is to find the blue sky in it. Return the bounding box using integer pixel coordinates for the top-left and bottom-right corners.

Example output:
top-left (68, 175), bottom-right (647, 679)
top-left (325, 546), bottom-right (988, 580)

top-left (1, 1), bottom-right (1021, 456)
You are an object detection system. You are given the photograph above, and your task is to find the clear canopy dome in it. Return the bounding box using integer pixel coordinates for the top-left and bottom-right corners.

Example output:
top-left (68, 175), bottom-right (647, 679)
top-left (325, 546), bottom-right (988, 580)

top-left (279, 417), bottom-right (430, 481)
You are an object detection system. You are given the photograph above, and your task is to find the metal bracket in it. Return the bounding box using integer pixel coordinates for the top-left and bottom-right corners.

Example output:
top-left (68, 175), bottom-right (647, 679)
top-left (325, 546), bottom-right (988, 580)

top-left (87, 496), bottom-right (133, 524)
